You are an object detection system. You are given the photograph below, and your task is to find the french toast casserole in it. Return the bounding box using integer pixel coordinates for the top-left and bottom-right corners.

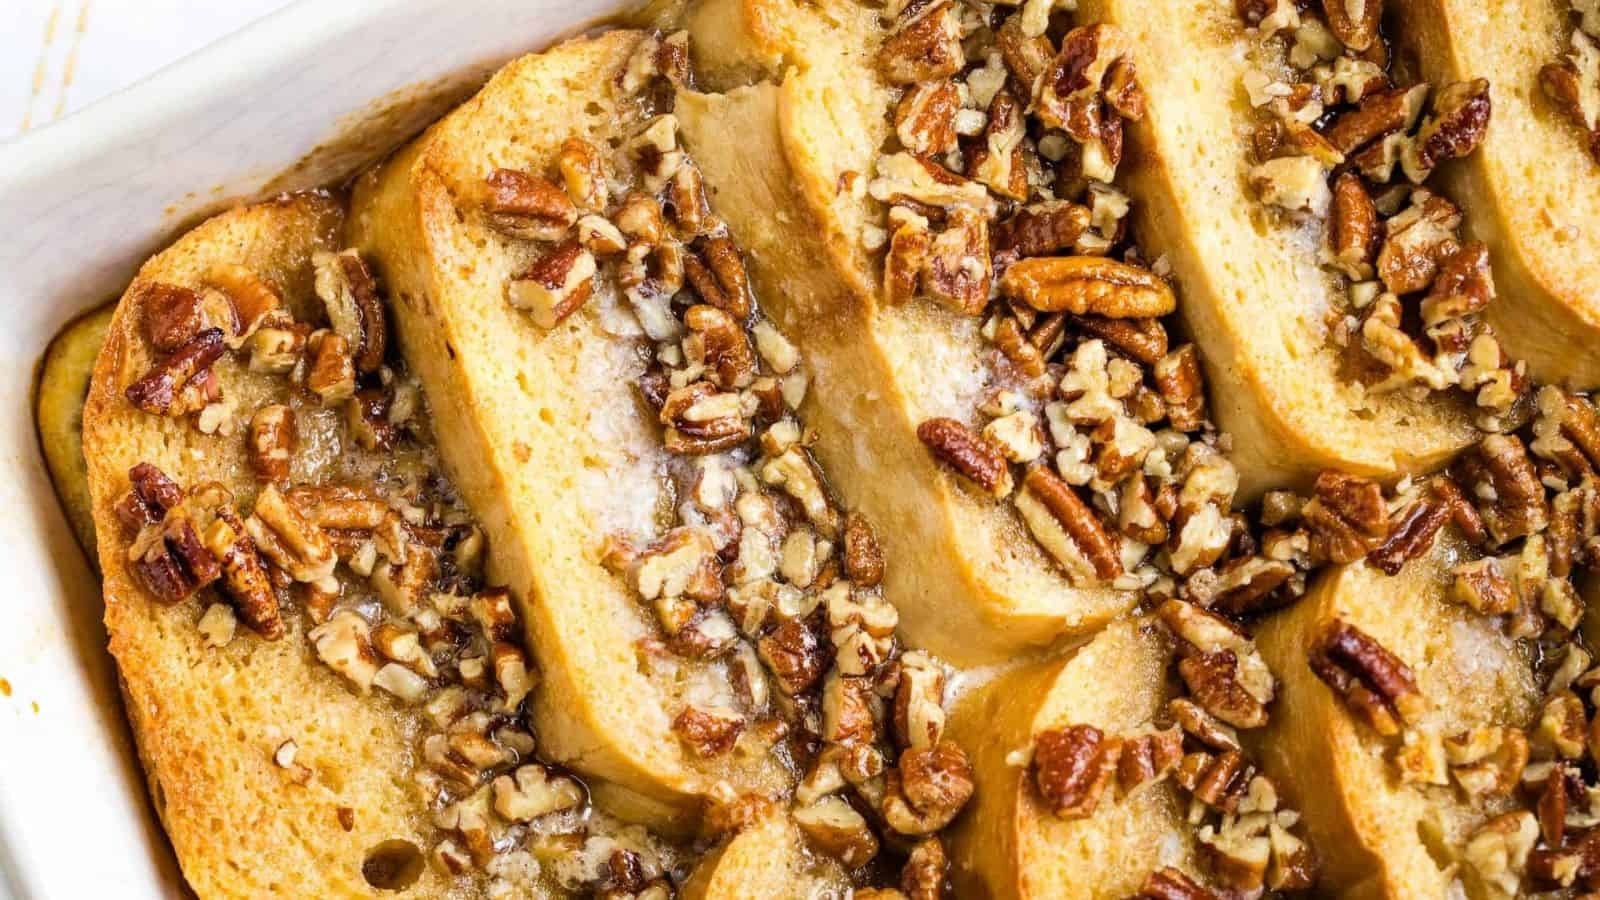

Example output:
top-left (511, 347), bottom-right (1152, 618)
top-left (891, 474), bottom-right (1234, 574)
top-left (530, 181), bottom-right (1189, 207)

top-left (32, 0), bottom-right (1600, 896)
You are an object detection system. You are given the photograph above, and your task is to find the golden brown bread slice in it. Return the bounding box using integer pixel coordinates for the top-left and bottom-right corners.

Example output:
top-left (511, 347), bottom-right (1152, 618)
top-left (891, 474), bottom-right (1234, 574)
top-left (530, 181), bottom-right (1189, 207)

top-left (1252, 530), bottom-right (1541, 897)
top-left (1074, 0), bottom-right (1480, 496)
top-left (38, 303), bottom-right (114, 561)
top-left (1388, 0), bottom-right (1600, 388)
top-left (679, 812), bottom-right (846, 900)
top-left (677, 0), bottom-right (1134, 666)
top-left (80, 194), bottom-right (476, 899)
top-left (349, 31), bottom-right (790, 829)
top-left (945, 617), bottom-right (1200, 899)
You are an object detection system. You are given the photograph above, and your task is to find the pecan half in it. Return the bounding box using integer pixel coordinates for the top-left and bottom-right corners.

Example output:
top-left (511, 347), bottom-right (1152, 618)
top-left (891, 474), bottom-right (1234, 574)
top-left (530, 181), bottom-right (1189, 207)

top-left (248, 405), bottom-right (296, 485)
top-left (1000, 256), bottom-right (1175, 318)
top-left (1458, 434), bottom-right (1549, 545)
top-left (1329, 173), bottom-right (1379, 279)
top-left (1324, 85), bottom-right (1428, 157)
top-left (314, 250), bottom-right (386, 374)
top-left (684, 236), bottom-right (752, 319)
top-left (1016, 466), bottom-right (1123, 584)
top-left (883, 741), bottom-right (975, 835)
top-left (125, 327), bottom-right (225, 417)
top-left (1153, 344), bottom-right (1206, 432)
top-left (1073, 315), bottom-right (1168, 366)
top-left (994, 201), bottom-right (1092, 261)
top-left (138, 282), bottom-right (210, 353)
top-left (1032, 724), bottom-right (1121, 820)
top-left (659, 381), bottom-right (752, 455)
top-left (843, 512), bottom-right (885, 588)
top-left (1366, 487), bottom-right (1451, 576)
top-left (482, 168), bottom-right (577, 240)
top-left (1308, 619), bottom-right (1424, 736)
top-left (917, 417), bottom-right (1014, 497)
top-left (115, 462), bottom-right (184, 535)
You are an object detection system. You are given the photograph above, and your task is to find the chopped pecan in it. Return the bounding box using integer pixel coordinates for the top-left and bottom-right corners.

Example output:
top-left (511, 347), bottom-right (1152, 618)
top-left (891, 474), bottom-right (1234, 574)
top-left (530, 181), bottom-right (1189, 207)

top-left (1323, 85), bottom-right (1428, 157)
top-left (1531, 385), bottom-right (1600, 480)
top-left (1032, 724), bottom-right (1122, 820)
top-left (1471, 812), bottom-right (1541, 895)
top-left (1321, 0), bottom-right (1380, 50)
top-left (1180, 650), bottom-right (1271, 730)
top-left (994, 201), bottom-right (1092, 261)
top-left (794, 796), bottom-right (880, 867)
top-left (1118, 726), bottom-right (1184, 794)
top-left (684, 236), bottom-right (752, 319)
top-left (1170, 697), bottom-right (1241, 751)
top-left (1404, 79), bottom-right (1492, 182)
top-left (1204, 555), bottom-right (1298, 616)
top-left (314, 250), bottom-right (386, 374)
top-left (125, 327), bottom-right (225, 417)
top-left (1446, 726), bottom-right (1528, 796)
top-left (1073, 315), bottom-right (1168, 366)
top-left (556, 137), bottom-right (607, 211)
top-left (894, 651), bottom-right (946, 750)
top-left (884, 210), bottom-right (932, 305)
top-left (1329, 172), bottom-right (1379, 279)
top-left (1301, 470), bottom-right (1390, 564)
top-left (507, 240), bottom-right (596, 329)
top-left (673, 706), bottom-right (745, 758)
top-left (1539, 764), bottom-right (1584, 847)
top-left (482, 168), bottom-right (577, 240)
top-left (248, 405), bottom-right (296, 485)
top-left (131, 513), bottom-right (221, 604)
top-left (204, 263), bottom-right (284, 344)
top-left (900, 837), bottom-right (948, 900)
top-left (1367, 490), bottom-right (1450, 576)
top-left (843, 512), bottom-right (885, 588)
top-left (1000, 256), bottom-right (1176, 318)
top-left (202, 506), bottom-right (283, 639)
top-left (245, 484), bottom-right (337, 585)
top-left (996, 14), bottom-right (1054, 91)
top-left (822, 673), bottom-right (880, 746)
top-left (895, 80), bottom-right (960, 159)
top-left (967, 89), bottom-right (1030, 201)
top-left (309, 609), bottom-right (379, 692)
top-left (115, 462), bottom-right (184, 534)
top-left (138, 282), bottom-right (211, 352)
top-left (684, 305), bottom-right (755, 390)
top-left (1450, 557), bottom-right (1519, 615)
top-left (883, 741), bottom-right (974, 835)
top-left (1016, 466), bottom-right (1123, 585)
top-left (923, 207), bottom-right (991, 315)
top-left (305, 331), bottom-right (356, 405)
top-left (1153, 344), bottom-right (1206, 432)
top-left (1419, 241), bottom-right (1493, 327)
top-left (877, 0), bottom-right (964, 85)
top-left (1308, 619), bottom-right (1424, 736)
top-left (659, 381), bottom-right (752, 456)
top-left (1461, 435), bottom-right (1550, 545)
top-left (1175, 749), bottom-right (1256, 814)
top-left (1377, 190), bottom-right (1463, 295)
top-left (917, 417), bottom-right (1014, 497)
top-left (758, 619), bottom-right (824, 696)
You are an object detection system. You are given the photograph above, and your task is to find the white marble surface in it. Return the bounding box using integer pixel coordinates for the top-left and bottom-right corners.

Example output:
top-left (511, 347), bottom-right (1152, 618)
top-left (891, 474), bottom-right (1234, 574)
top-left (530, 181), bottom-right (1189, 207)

top-left (2, 0), bottom-right (291, 141)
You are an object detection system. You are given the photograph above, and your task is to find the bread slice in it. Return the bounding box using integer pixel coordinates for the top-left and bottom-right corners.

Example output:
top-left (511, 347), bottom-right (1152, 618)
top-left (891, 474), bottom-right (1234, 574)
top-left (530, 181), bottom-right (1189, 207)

top-left (38, 303), bottom-right (114, 561)
top-left (79, 194), bottom-right (468, 898)
top-left (945, 617), bottom-right (1199, 899)
top-left (679, 813), bottom-right (846, 900)
top-left (677, 0), bottom-right (1134, 666)
top-left (1251, 530), bottom-right (1541, 896)
top-left (1389, 0), bottom-right (1600, 388)
top-left (349, 31), bottom-right (792, 829)
top-left (1074, 0), bottom-right (1480, 496)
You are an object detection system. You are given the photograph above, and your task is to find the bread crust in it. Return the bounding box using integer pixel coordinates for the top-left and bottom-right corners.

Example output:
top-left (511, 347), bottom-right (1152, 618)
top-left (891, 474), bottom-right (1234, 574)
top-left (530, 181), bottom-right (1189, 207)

top-left (679, 813), bottom-right (845, 899)
top-left (349, 31), bottom-right (792, 830)
top-left (1076, 0), bottom-right (1481, 497)
top-left (81, 194), bottom-right (468, 898)
top-left (1390, 0), bottom-right (1600, 388)
top-left (1251, 533), bottom-right (1540, 898)
top-left (678, 0), bottom-right (1135, 667)
top-left (946, 618), bottom-right (1197, 900)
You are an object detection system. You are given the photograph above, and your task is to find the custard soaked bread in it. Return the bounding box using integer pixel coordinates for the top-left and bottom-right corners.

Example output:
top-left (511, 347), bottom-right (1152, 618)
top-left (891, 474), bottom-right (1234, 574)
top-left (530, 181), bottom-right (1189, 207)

top-left (1389, 0), bottom-right (1600, 388)
top-left (79, 194), bottom-right (667, 897)
top-left (353, 23), bottom-right (978, 858)
top-left (679, 812), bottom-right (846, 900)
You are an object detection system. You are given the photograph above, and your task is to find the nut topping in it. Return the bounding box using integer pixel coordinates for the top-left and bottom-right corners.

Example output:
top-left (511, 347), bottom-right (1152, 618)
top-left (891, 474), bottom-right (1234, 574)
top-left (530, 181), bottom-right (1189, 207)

top-left (1031, 724), bottom-right (1122, 820)
top-left (1015, 465), bottom-right (1124, 585)
top-left (1308, 619), bottom-right (1424, 736)
top-left (313, 250), bottom-right (386, 375)
top-left (125, 327), bottom-right (226, 417)
top-left (917, 417), bottom-right (1014, 498)
top-left (877, 0), bottom-right (964, 86)
top-left (999, 256), bottom-right (1176, 318)
top-left (248, 405), bottom-right (296, 485)
top-left (481, 168), bottom-right (577, 240)
top-left (508, 240), bottom-right (597, 329)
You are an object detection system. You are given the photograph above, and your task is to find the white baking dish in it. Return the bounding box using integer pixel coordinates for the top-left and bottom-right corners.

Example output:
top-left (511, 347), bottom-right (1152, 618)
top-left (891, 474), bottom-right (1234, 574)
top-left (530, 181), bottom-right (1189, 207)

top-left (0, 2), bottom-right (633, 896)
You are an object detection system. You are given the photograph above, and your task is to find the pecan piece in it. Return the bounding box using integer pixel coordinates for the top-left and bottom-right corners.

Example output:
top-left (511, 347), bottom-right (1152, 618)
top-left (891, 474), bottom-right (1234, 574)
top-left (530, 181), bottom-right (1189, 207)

top-left (245, 484), bottom-right (337, 585)
top-left (125, 327), bottom-right (225, 417)
top-left (843, 512), bottom-right (885, 588)
top-left (508, 240), bottom-right (596, 329)
top-left (1366, 488), bottom-right (1451, 576)
top-left (305, 331), bottom-right (356, 405)
top-left (203, 506), bottom-right (283, 639)
top-left (901, 837), bottom-right (949, 900)
top-left (877, 0), bottom-right (963, 85)
top-left (138, 282), bottom-right (210, 352)
top-left (967, 89), bottom-right (1030, 201)
top-left (481, 168), bottom-right (576, 240)
top-left (1329, 172), bottom-right (1379, 279)
top-left (1459, 434), bottom-right (1549, 545)
top-left (1031, 724), bottom-right (1122, 820)
top-left (115, 462), bottom-right (184, 534)
top-left (556, 137), bottom-right (607, 211)
top-left (1174, 749), bottom-right (1256, 814)
top-left (314, 250), bottom-right (386, 374)
top-left (1323, 85), bottom-right (1428, 157)
top-left (248, 405), bottom-right (296, 485)
top-left (1321, 0), bottom-right (1380, 51)
top-left (1073, 315), bottom-right (1168, 366)
top-left (758, 619), bottom-right (824, 696)
top-left (673, 706), bottom-right (745, 758)
top-left (684, 305), bottom-right (755, 390)
top-left (1301, 470), bottom-right (1390, 564)
top-left (659, 381), bottom-right (752, 455)
top-left (1450, 557), bottom-right (1519, 615)
top-left (1419, 241), bottom-right (1493, 326)
top-left (895, 80), bottom-right (960, 159)
top-left (923, 207), bottom-right (991, 315)
top-left (883, 742), bottom-right (975, 835)
top-left (1016, 466), bottom-right (1123, 585)
top-left (1308, 619), bottom-right (1424, 736)
top-left (1404, 79), bottom-right (1492, 183)
top-left (994, 201), bottom-right (1092, 260)
top-left (917, 417), bottom-right (1013, 497)
top-left (684, 236), bottom-right (752, 319)
top-left (1000, 256), bottom-right (1176, 318)
top-left (1118, 725), bottom-right (1184, 794)
top-left (1153, 344), bottom-right (1206, 432)
top-left (131, 514), bottom-right (222, 604)
top-left (1136, 868), bottom-right (1221, 900)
